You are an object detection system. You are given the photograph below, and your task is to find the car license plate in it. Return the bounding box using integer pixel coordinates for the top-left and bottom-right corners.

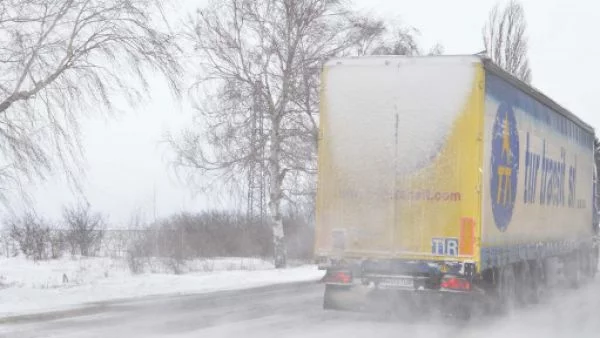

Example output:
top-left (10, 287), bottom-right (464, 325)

top-left (378, 277), bottom-right (414, 290)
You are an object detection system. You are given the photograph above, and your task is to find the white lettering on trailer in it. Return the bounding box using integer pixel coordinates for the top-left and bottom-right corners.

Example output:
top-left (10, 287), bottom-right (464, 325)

top-left (432, 238), bottom-right (459, 256)
top-left (446, 239), bottom-right (459, 256)
top-left (432, 238), bottom-right (445, 255)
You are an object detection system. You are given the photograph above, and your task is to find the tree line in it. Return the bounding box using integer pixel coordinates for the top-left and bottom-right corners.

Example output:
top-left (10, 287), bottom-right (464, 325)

top-left (6, 204), bottom-right (105, 260)
top-left (2, 206), bottom-right (315, 275)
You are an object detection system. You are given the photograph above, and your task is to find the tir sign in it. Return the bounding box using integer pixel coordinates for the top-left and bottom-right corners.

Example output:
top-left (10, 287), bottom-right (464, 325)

top-left (432, 238), bottom-right (459, 256)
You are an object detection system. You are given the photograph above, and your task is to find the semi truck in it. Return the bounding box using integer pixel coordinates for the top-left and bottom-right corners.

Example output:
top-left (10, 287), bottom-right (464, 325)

top-left (314, 55), bottom-right (599, 316)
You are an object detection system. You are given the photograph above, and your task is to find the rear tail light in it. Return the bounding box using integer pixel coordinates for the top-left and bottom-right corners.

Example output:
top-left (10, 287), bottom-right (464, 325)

top-left (440, 276), bottom-right (471, 291)
top-left (325, 271), bottom-right (352, 284)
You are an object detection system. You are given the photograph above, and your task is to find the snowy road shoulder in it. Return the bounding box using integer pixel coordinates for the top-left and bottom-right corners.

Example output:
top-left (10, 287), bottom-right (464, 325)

top-left (0, 256), bottom-right (325, 318)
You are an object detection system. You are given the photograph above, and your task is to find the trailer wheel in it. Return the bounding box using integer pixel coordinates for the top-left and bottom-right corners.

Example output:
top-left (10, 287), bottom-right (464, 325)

top-left (592, 246), bottom-right (599, 278)
top-left (496, 264), bottom-right (516, 314)
top-left (323, 284), bottom-right (364, 311)
top-left (580, 249), bottom-right (592, 281)
top-left (564, 253), bottom-right (582, 289)
top-left (530, 260), bottom-right (546, 304)
top-left (584, 247), bottom-right (598, 279)
top-left (515, 261), bottom-right (534, 306)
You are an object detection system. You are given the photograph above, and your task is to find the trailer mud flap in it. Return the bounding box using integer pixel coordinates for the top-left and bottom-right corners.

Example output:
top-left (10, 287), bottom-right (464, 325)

top-left (323, 284), bottom-right (482, 319)
top-left (323, 284), bottom-right (369, 311)
top-left (323, 284), bottom-right (415, 314)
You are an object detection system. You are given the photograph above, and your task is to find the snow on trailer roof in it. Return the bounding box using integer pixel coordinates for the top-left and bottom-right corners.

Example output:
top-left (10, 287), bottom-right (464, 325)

top-left (324, 55), bottom-right (595, 136)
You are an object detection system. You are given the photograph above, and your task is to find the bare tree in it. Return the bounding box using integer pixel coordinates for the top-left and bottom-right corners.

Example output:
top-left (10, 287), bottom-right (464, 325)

top-left (63, 204), bottom-right (105, 256)
top-left (483, 0), bottom-right (532, 83)
top-left (427, 43), bottom-right (445, 56)
top-left (370, 26), bottom-right (421, 56)
top-left (168, 0), bottom-right (393, 268)
top-left (7, 212), bottom-right (52, 260)
top-left (0, 0), bottom-right (182, 202)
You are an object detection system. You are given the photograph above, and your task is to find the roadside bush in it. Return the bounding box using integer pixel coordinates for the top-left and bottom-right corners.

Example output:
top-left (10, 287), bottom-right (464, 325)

top-left (125, 211), bottom-right (269, 273)
top-left (4, 204), bottom-right (106, 260)
top-left (49, 230), bottom-right (67, 259)
top-left (63, 204), bottom-right (105, 257)
top-left (0, 230), bottom-right (19, 258)
top-left (283, 211), bottom-right (315, 261)
top-left (126, 249), bottom-right (144, 274)
top-left (7, 213), bottom-right (53, 261)
top-left (124, 208), bottom-right (316, 273)
top-left (152, 211), bottom-right (272, 259)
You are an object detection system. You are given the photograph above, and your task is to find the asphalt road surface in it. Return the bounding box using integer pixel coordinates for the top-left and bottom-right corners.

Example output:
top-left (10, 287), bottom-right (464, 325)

top-left (2, 280), bottom-right (600, 338)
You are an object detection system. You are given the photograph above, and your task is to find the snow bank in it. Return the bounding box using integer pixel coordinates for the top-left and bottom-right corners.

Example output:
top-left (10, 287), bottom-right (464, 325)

top-left (0, 256), bottom-right (324, 317)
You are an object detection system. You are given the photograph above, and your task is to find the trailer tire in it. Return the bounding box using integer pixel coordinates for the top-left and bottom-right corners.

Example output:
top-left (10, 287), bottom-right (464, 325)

top-left (564, 253), bottom-right (582, 289)
top-left (515, 261), bottom-right (534, 306)
top-left (585, 247), bottom-right (598, 279)
top-left (496, 264), bottom-right (516, 314)
top-left (530, 260), bottom-right (545, 304)
top-left (580, 249), bottom-right (592, 281)
top-left (592, 246), bottom-right (599, 278)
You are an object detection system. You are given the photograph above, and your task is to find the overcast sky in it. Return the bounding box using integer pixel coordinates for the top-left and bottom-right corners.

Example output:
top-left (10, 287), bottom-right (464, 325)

top-left (8, 0), bottom-right (599, 227)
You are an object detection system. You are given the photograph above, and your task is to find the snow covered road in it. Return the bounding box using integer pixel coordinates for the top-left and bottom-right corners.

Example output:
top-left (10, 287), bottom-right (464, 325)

top-left (2, 279), bottom-right (600, 338)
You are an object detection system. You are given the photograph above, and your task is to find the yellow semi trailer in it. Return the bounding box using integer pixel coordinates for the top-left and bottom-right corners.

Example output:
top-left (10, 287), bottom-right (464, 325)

top-left (314, 55), bottom-right (599, 316)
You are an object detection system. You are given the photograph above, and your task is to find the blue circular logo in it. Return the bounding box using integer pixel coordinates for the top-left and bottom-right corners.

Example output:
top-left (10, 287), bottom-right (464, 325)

top-left (490, 102), bottom-right (519, 232)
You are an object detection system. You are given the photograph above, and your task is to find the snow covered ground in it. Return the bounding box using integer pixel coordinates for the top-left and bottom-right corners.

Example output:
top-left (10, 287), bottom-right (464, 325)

top-left (0, 256), bottom-right (325, 317)
top-left (2, 275), bottom-right (600, 338)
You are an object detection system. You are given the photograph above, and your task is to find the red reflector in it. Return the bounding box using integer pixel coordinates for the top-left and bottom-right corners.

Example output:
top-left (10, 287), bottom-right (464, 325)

top-left (441, 276), bottom-right (471, 291)
top-left (327, 271), bottom-right (352, 284)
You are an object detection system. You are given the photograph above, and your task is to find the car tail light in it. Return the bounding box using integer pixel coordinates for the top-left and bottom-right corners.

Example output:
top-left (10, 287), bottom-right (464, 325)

top-left (440, 276), bottom-right (471, 291)
top-left (325, 271), bottom-right (352, 284)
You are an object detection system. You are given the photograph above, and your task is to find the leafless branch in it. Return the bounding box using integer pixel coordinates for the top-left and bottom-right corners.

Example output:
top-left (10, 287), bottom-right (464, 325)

top-left (0, 0), bottom-right (183, 203)
top-left (63, 203), bottom-right (105, 256)
top-left (483, 0), bottom-right (532, 83)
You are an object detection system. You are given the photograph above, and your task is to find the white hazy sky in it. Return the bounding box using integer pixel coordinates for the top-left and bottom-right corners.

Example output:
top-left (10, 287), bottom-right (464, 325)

top-left (8, 0), bottom-right (600, 226)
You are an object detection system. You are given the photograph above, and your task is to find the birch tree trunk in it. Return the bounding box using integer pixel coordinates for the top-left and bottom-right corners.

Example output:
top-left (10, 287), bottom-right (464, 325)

top-left (268, 115), bottom-right (287, 268)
